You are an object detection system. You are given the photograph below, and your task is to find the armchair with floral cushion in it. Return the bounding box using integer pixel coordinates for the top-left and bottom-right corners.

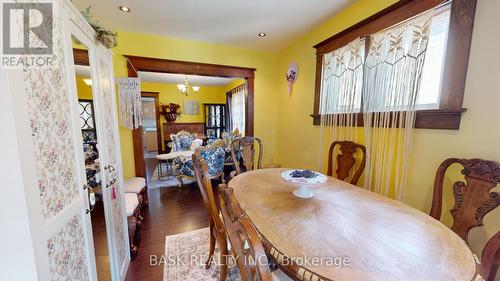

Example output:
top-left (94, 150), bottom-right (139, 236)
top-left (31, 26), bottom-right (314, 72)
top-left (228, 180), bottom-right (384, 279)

top-left (173, 141), bottom-right (226, 187)
top-left (168, 130), bottom-right (203, 152)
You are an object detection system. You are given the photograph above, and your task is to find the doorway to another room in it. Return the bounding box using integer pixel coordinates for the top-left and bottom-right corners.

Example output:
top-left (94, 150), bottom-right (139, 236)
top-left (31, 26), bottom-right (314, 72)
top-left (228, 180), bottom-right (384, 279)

top-left (124, 57), bottom-right (255, 280)
top-left (137, 73), bottom-right (247, 187)
top-left (140, 92), bottom-right (162, 183)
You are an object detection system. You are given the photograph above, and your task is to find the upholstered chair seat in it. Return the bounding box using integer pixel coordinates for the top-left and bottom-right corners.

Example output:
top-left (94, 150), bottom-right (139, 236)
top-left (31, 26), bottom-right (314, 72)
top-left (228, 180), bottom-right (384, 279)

top-left (124, 177), bottom-right (146, 193)
top-left (124, 177), bottom-right (148, 208)
top-left (125, 193), bottom-right (139, 217)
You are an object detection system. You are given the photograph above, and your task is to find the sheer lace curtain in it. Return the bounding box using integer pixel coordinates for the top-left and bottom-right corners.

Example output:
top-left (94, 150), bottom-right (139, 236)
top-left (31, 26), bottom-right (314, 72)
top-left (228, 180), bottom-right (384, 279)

top-left (318, 11), bottom-right (433, 200)
top-left (230, 84), bottom-right (246, 136)
top-left (116, 78), bottom-right (142, 130)
top-left (363, 13), bottom-right (432, 200)
top-left (319, 38), bottom-right (365, 171)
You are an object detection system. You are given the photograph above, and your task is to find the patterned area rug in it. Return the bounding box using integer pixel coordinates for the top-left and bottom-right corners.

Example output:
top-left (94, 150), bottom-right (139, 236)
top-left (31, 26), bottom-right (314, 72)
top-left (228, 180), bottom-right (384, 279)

top-left (164, 228), bottom-right (241, 281)
top-left (150, 162), bottom-right (195, 189)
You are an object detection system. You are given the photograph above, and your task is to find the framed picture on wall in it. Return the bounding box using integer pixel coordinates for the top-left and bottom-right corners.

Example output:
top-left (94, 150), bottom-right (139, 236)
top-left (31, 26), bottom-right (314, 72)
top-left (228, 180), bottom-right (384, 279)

top-left (184, 100), bottom-right (199, 115)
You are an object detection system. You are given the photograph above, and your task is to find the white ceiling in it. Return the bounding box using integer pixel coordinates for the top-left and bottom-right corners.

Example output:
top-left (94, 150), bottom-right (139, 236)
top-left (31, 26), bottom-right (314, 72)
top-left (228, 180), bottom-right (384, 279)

top-left (74, 64), bottom-right (90, 78)
top-left (71, 0), bottom-right (353, 51)
top-left (138, 72), bottom-right (237, 86)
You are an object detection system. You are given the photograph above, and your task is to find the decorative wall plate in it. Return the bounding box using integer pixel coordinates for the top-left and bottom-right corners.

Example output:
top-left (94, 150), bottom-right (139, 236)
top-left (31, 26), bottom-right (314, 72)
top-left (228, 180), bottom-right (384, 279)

top-left (286, 61), bottom-right (298, 95)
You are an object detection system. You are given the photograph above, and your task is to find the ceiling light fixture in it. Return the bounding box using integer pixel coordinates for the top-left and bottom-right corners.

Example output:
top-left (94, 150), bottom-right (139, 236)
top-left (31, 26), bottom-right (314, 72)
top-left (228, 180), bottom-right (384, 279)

top-left (177, 76), bottom-right (200, 96)
top-left (258, 32), bottom-right (266, 37)
top-left (83, 79), bottom-right (92, 86)
top-left (119, 5), bottom-right (131, 13)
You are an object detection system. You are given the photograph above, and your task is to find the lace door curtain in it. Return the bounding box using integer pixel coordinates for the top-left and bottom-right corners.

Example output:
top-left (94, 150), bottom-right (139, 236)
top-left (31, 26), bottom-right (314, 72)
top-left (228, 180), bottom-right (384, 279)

top-left (362, 12), bottom-right (432, 200)
top-left (319, 38), bottom-right (365, 176)
top-left (116, 78), bottom-right (142, 130)
top-left (230, 84), bottom-right (246, 136)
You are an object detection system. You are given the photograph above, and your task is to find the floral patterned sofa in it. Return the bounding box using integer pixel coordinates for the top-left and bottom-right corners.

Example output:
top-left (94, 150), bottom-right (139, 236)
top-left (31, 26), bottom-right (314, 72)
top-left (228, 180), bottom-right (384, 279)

top-left (168, 130), bottom-right (203, 152)
top-left (173, 142), bottom-right (225, 187)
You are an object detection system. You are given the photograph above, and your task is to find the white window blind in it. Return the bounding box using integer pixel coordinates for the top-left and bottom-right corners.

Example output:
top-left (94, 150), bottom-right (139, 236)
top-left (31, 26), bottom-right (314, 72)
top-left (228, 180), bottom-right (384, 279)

top-left (416, 8), bottom-right (451, 109)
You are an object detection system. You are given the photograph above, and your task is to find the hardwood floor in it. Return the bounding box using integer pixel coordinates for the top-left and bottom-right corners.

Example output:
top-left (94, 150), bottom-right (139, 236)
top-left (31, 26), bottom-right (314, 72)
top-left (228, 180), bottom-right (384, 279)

top-left (144, 151), bottom-right (158, 184)
top-left (144, 156), bottom-right (158, 186)
top-left (125, 175), bottom-right (208, 280)
top-left (91, 200), bottom-right (112, 281)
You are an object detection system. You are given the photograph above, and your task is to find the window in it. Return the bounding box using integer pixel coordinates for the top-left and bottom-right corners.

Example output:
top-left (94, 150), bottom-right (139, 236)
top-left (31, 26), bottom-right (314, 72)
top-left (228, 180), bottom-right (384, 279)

top-left (230, 85), bottom-right (246, 136)
top-left (79, 99), bottom-right (97, 144)
top-left (312, 0), bottom-right (477, 129)
top-left (416, 8), bottom-right (450, 109)
top-left (320, 6), bottom-right (451, 115)
top-left (204, 104), bottom-right (226, 139)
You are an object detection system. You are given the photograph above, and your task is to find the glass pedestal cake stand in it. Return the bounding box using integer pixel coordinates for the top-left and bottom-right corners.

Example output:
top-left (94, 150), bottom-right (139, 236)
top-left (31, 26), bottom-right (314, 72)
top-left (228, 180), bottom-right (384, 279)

top-left (281, 170), bottom-right (327, 198)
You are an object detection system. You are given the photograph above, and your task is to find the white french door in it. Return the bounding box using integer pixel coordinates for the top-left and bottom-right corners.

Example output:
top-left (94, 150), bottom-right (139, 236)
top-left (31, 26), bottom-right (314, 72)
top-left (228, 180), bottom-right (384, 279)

top-left (0, 1), bottom-right (130, 280)
top-left (0, 1), bottom-right (100, 280)
top-left (92, 45), bottom-right (131, 279)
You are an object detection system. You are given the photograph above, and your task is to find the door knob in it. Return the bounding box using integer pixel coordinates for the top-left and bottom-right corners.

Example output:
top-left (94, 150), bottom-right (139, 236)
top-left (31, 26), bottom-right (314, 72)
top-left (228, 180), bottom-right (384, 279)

top-left (106, 178), bottom-right (116, 188)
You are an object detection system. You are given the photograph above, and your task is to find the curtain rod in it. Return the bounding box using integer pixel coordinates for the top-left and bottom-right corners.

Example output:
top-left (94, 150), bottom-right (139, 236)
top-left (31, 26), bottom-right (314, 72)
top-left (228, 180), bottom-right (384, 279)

top-left (376, 0), bottom-right (451, 34)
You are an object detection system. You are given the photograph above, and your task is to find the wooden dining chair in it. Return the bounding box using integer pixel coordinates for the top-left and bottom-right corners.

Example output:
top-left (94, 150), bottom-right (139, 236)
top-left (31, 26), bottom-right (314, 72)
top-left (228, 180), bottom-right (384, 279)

top-left (230, 136), bottom-right (263, 176)
top-left (192, 150), bottom-right (228, 281)
top-left (430, 158), bottom-right (500, 281)
top-left (219, 186), bottom-right (291, 281)
top-left (327, 141), bottom-right (366, 185)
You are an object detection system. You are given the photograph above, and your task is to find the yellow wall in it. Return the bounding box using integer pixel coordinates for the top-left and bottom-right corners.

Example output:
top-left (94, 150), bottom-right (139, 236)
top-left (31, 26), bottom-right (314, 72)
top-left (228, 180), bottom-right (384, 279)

top-left (75, 76), bottom-right (93, 100)
top-left (274, 0), bottom-right (500, 261)
top-left (140, 81), bottom-right (229, 150)
top-left (111, 32), bottom-right (280, 178)
top-left (275, 0), bottom-right (397, 171)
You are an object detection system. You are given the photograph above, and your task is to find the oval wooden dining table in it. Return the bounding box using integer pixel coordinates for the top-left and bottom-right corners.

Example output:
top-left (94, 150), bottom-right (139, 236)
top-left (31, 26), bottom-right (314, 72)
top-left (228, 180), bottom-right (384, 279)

top-left (229, 168), bottom-right (483, 281)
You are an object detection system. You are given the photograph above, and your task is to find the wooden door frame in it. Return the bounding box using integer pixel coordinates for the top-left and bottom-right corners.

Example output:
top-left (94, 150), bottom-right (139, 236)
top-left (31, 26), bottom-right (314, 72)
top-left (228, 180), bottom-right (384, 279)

top-left (141, 92), bottom-right (162, 154)
top-left (125, 55), bottom-right (256, 177)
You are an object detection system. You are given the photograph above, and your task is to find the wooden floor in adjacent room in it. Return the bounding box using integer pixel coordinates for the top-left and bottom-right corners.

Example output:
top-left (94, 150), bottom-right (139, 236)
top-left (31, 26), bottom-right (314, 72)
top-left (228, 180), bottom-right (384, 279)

top-left (125, 157), bottom-right (209, 281)
top-left (92, 201), bottom-right (112, 281)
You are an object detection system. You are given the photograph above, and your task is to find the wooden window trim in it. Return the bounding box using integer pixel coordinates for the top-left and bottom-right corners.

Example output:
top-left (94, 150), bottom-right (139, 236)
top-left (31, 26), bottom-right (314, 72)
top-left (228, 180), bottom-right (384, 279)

top-left (312, 0), bottom-right (477, 130)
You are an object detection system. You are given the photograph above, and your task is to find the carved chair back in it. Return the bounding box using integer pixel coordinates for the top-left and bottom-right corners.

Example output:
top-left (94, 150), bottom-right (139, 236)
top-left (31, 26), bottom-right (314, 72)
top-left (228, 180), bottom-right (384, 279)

top-left (219, 186), bottom-right (273, 281)
top-left (327, 141), bottom-right (366, 185)
top-left (222, 129), bottom-right (242, 145)
top-left (230, 136), bottom-right (263, 176)
top-left (430, 158), bottom-right (500, 281)
top-left (193, 150), bottom-right (225, 236)
top-left (192, 150), bottom-right (228, 279)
